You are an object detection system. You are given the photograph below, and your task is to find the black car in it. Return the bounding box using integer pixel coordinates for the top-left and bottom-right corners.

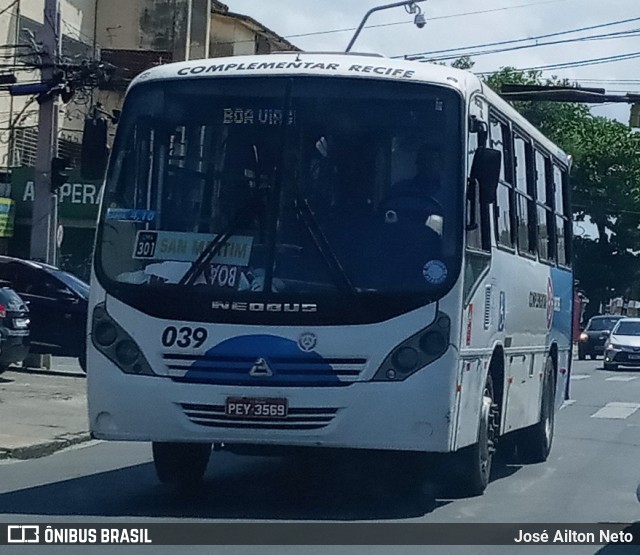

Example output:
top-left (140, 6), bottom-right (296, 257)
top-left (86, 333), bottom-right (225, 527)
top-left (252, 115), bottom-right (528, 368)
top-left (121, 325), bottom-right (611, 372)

top-left (578, 315), bottom-right (625, 360)
top-left (0, 256), bottom-right (89, 372)
top-left (0, 281), bottom-right (30, 374)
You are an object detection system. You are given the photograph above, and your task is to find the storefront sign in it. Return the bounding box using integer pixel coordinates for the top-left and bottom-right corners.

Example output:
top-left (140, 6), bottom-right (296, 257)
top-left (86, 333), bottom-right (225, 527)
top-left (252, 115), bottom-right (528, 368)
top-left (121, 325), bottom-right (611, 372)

top-left (0, 197), bottom-right (15, 237)
top-left (11, 167), bottom-right (102, 222)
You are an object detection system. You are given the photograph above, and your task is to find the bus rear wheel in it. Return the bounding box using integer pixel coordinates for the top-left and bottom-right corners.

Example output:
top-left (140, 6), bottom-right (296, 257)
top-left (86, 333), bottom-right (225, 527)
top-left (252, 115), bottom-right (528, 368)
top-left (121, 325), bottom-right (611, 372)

top-left (516, 355), bottom-right (555, 463)
top-left (152, 442), bottom-right (212, 488)
top-left (451, 374), bottom-right (499, 496)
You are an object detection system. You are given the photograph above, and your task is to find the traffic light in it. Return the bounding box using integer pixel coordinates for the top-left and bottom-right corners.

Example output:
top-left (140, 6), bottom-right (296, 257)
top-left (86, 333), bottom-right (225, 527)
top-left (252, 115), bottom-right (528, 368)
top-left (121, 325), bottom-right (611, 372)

top-left (81, 117), bottom-right (108, 180)
top-left (50, 157), bottom-right (70, 193)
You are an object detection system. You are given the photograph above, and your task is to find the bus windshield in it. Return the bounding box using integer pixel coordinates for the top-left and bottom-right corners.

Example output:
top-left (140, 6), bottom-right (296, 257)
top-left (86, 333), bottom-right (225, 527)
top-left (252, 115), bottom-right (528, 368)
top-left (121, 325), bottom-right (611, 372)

top-left (97, 77), bottom-right (463, 322)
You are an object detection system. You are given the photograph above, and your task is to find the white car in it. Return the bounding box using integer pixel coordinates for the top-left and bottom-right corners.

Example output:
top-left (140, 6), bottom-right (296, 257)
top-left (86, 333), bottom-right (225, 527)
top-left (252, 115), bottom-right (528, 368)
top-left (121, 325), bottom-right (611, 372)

top-left (603, 317), bottom-right (640, 370)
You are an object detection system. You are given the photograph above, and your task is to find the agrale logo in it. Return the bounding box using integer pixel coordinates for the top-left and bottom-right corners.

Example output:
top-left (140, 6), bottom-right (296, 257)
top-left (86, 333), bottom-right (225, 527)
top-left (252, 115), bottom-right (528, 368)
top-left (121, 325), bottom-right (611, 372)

top-left (249, 358), bottom-right (273, 377)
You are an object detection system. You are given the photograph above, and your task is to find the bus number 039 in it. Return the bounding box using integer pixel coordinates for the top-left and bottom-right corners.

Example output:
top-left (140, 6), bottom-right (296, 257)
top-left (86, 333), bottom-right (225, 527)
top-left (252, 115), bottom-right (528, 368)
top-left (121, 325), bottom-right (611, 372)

top-left (162, 326), bottom-right (208, 348)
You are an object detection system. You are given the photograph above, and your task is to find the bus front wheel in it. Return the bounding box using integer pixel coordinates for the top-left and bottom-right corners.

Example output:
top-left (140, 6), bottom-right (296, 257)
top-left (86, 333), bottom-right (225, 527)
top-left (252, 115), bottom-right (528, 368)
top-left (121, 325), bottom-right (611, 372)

top-left (152, 442), bottom-right (212, 488)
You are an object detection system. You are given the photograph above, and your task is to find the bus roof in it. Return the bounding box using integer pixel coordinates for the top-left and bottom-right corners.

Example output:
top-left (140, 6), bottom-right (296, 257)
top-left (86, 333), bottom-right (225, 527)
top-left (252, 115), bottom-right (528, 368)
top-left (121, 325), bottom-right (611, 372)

top-left (130, 52), bottom-right (569, 165)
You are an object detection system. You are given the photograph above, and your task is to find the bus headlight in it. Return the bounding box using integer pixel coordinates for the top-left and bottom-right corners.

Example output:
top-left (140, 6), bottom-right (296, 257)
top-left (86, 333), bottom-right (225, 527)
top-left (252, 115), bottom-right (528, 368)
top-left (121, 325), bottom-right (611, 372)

top-left (115, 340), bottom-right (140, 366)
top-left (393, 347), bottom-right (419, 371)
top-left (94, 321), bottom-right (118, 347)
top-left (374, 312), bottom-right (451, 381)
top-left (91, 303), bottom-right (155, 376)
top-left (419, 331), bottom-right (448, 355)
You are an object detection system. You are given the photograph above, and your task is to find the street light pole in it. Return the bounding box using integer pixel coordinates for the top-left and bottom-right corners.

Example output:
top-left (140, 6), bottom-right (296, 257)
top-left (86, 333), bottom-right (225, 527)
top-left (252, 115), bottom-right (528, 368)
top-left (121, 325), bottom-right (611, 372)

top-left (30, 0), bottom-right (61, 265)
top-left (345, 0), bottom-right (427, 53)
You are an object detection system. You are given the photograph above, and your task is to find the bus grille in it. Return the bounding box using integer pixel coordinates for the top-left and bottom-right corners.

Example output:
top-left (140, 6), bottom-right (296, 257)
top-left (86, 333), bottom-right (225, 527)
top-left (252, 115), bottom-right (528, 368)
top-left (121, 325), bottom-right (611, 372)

top-left (164, 353), bottom-right (367, 386)
top-left (179, 403), bottom-right (339, 430)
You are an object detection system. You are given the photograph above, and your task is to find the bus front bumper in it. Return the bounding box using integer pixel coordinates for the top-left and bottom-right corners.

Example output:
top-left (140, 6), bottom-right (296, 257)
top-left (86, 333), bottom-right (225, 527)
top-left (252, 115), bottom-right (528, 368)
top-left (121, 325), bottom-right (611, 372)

top-left (88, 349), bottom-right (459, 453)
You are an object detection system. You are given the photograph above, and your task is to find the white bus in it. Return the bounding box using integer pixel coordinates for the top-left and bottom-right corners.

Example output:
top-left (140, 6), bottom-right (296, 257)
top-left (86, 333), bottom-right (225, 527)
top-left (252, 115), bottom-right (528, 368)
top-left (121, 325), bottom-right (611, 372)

top-left (87, 53), bottom-right (573, 495)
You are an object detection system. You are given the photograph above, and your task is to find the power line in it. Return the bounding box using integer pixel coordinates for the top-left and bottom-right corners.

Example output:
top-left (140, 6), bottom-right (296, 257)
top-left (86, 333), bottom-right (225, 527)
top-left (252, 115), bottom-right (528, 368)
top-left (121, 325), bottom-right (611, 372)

top-left (61, 19), bottom-right (100, 50)
top-left (401, 15), bottom-right (640, 59)
top-left (474, 50), bottom-right (640, 75)
top-left (522, 51), bottom-right (640, 72)
top-left (420, 28), bottom-right (640, 63)
top-left (0, 0), bottom-right (19, 20)
top-left (282, 0), bottom-right (569, 40)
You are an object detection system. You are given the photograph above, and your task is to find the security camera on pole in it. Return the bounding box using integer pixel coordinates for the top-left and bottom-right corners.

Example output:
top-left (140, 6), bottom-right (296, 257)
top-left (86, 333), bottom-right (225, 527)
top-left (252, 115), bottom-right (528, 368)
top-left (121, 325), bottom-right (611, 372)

top-left (30, 0), bottom-right (61, 266)
top-left (345, 0), bottom-right (427, 53)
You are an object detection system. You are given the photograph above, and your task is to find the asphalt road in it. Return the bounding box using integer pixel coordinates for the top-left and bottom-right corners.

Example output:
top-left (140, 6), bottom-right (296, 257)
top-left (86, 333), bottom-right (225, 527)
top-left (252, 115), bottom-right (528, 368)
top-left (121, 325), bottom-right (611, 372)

top-left (0, 358), bottom-right (639, 555)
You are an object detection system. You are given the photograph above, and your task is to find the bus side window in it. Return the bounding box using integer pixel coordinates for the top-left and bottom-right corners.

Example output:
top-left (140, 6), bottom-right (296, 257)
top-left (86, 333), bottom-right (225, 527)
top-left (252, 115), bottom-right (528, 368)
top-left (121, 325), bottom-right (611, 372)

top-left (466, 126), bottom-right (490, 252)
top-left (514, 134), bottom-right (536, 256)
top-left (535, 149), bottom-right (554, 262)
top-left (554, 164), bottom-right (571, 266)
top-left (490, 116), bottom-right (515, 249)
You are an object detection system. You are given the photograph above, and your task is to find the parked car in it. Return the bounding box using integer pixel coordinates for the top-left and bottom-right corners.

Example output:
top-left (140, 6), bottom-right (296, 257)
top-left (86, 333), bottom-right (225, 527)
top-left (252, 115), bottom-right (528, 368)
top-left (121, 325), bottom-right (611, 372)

top-left (604, 318), bottom-right (640, 370)
top-left (0, 256), bottom-right (89, 372)
top-left (578, 315), bottom-right (625, 360)
top-left (0, 280), bottom-right (30, 374)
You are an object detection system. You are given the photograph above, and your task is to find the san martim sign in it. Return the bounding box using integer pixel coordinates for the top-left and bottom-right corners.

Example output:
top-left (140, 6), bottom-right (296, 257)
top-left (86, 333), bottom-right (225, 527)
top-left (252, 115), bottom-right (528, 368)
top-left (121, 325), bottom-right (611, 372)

top-left (11, 167), bottom-right (102, 223)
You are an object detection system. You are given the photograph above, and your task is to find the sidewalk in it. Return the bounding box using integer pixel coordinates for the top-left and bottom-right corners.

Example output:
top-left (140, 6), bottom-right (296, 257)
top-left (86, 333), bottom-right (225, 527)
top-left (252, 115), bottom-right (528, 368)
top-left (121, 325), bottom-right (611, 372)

top-left (0, 358), bottom-right (90, 460)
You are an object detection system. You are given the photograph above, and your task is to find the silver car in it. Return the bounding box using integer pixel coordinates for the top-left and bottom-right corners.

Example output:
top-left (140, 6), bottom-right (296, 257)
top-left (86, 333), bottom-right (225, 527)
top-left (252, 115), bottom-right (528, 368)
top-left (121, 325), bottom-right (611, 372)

top-left (603, 318), bottom-right (640, 370)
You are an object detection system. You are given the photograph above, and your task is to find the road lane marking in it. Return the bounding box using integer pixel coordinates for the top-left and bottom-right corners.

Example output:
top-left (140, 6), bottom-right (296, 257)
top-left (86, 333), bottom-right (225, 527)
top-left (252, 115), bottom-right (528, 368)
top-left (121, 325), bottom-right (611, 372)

top-left (591, 402), bottom-right (640, 419)
top-left (560, 400), bottom-right (576, 410)
top-left (605, 376), bottom-right (638, 382)
top-left (571, 374), bottom-right (590, 380)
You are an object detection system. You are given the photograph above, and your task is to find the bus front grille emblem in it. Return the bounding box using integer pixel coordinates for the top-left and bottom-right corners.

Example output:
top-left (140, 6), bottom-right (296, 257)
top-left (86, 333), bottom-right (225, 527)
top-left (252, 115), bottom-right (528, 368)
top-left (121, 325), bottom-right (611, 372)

top-left (249, 358), bottom-right (273, 377)
top-left (298, 332), bottom-right (317, 352)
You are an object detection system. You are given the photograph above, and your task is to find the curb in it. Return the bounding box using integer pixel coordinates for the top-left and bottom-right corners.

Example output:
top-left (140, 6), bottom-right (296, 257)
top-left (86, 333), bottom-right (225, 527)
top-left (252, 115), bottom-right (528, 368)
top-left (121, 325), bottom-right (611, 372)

top-left (0, 432), bottom-right (92, 461)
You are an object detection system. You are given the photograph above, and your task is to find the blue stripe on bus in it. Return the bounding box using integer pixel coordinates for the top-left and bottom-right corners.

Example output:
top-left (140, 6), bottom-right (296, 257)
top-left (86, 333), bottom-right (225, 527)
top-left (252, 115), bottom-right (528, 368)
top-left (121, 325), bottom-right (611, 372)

top-left (182, 334), bottom-right (341, 385)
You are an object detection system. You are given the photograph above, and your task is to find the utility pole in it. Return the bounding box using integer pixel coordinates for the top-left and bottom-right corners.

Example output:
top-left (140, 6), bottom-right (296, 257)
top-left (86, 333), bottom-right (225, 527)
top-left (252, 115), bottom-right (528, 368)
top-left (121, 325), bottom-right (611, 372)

top-left (30, 0), bottom-right (61, 265)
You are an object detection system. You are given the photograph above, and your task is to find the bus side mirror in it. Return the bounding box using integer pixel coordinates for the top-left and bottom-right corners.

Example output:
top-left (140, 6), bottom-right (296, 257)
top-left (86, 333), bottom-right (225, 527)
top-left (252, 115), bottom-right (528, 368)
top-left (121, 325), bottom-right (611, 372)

top-left (470, 147), bottom-right (501, 205)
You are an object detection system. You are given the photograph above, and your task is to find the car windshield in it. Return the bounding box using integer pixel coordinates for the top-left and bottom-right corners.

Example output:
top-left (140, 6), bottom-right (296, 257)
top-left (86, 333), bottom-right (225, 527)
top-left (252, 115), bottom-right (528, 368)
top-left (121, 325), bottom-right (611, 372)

top-left (612, 321), bottom-right (640, 336)
top-left (98, 77), bottom-right (463, 302)
top-left (587, 317), bottom-right (621, 331)
top-left (50, 269), bottom-right (90, 299)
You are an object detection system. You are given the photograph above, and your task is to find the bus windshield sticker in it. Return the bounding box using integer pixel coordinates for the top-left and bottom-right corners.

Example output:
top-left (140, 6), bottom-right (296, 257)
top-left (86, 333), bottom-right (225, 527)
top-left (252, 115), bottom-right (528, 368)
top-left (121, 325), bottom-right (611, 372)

top-left (204, 264), bottom-right (241, 289)
top-left (106, 208), bottom-right (157, 223)
top-left (132, 230), bottom-right (254, 266)
top-left (422, 260), bottom-right (448, 284)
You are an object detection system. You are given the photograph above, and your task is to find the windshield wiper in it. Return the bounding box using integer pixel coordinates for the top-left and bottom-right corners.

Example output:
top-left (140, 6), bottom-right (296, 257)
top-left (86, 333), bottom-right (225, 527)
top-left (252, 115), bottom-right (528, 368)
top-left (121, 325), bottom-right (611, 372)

top-left (295, 197), bottom-right (357, 296)
top-left (178, 204), bottom-right (254, 286)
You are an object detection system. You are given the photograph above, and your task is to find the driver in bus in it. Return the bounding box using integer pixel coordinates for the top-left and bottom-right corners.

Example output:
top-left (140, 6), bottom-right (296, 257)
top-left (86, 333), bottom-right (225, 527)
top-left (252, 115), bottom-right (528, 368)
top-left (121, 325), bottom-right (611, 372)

top-left (384, 144), bottom-right (444, 234)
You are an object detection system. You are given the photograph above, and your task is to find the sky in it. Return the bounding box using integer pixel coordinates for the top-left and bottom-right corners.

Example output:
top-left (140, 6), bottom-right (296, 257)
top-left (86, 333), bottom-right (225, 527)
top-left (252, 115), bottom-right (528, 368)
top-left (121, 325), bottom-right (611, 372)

top-left (226, 0), bottom-right (640, 124)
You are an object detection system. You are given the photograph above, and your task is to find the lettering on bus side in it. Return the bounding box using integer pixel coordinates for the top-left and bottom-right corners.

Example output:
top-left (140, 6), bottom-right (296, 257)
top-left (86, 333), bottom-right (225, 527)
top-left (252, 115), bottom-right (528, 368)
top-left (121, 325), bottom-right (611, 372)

top-left (528, 291), bottom-right (547, 309)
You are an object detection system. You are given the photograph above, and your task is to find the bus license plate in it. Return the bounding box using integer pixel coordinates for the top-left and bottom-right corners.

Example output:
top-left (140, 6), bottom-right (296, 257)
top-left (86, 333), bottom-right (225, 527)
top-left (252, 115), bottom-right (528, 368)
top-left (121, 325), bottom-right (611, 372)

top-left (225, 397), bottom-right (288, 419)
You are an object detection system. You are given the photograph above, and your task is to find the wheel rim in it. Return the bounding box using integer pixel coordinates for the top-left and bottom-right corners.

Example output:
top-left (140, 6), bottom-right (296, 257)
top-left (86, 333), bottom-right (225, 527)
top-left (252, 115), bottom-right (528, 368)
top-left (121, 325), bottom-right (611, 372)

top-left (479, 383), bottom-right (498, 480)
top-left (543, 360), bottom-right (555, 447)
top-left (479, 394), bottom-right (491, 477)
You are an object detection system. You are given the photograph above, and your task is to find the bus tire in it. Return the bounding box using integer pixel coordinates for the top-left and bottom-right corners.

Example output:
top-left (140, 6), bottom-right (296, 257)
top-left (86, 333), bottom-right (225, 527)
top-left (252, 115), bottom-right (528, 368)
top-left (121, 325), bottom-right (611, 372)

top-left (517, 355), bottom-right (555, 464)
top-left (451, 374), bottom-right (498, 496)
top-left (152, 442), bottom-right (211, 488)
